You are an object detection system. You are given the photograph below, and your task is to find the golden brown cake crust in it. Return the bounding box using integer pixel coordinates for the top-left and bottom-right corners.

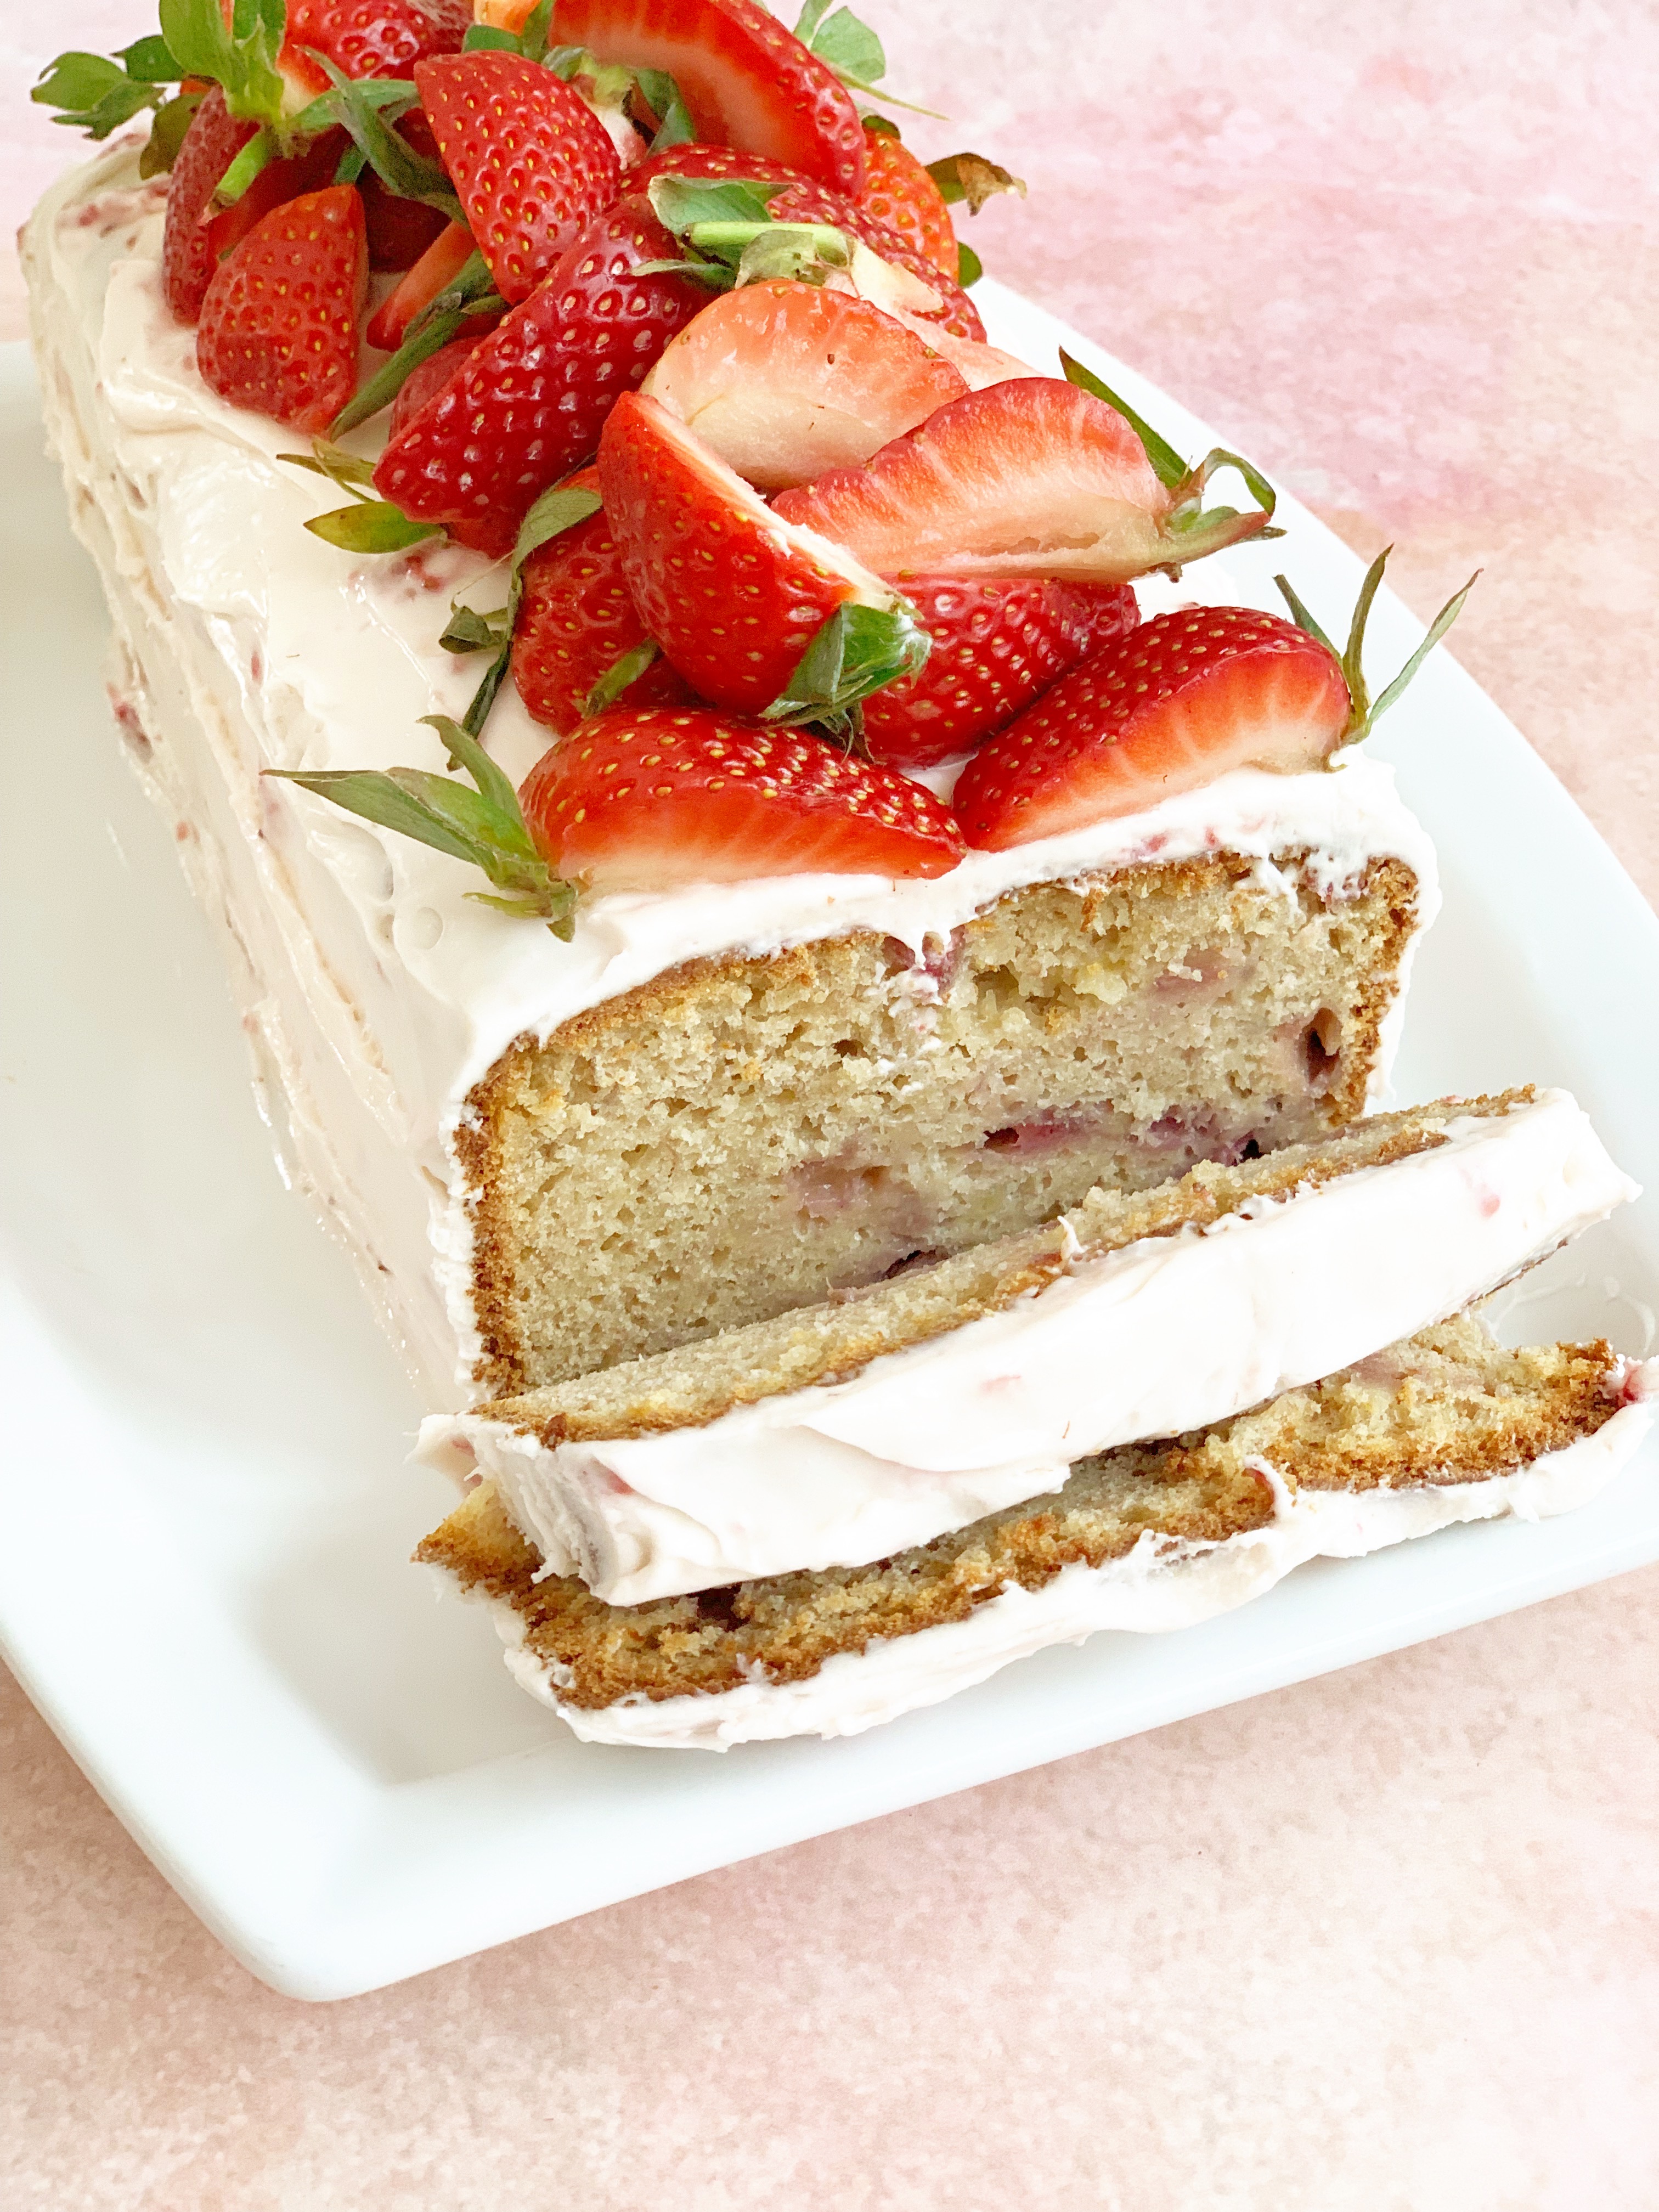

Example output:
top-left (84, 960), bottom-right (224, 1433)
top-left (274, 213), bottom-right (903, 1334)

top-left (458, 851), bottom-right (1421, 1396)
top-left (416, 1321), bottom-right (1621, 1713)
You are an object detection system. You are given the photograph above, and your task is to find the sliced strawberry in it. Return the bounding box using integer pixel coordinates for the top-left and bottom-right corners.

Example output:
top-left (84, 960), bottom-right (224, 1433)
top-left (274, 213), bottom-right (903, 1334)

top-left (202, 127), bottom-right (349, 269)
top-left (555, 0), bottom-right (865, 194)
top-left (952, 608), bottom-right (1352, 850)
top-left (414, 52), bottom-right (621, 304)
top-left (197, 185), bottom-right (368, 433)
top-left (512, 478), bottom-right (697, 733)
top-left (861, 579), bottom-right (1138, 770)
top-left (641, 283), bottom-right (967, 492)
top-left (373, 197), bottom-right (708, 557)
top-left (365, 218), bottom-right (476, 351)
top-left (859, 126), bottom-right (957, 281)
top-left (520, 706), bottom-right (964, 888)
top-left (597, 391), bottom-right (907, 715)
top-left (634, 142), bottom-right (985, 341)
top-left (286, 0), bottom-right (470, 80)
top-left (161, 89), bottom-right (259, 325)
top-left (387, 333), bottom-right (484, 439)
top-left (774, 380), bottom-right (1190, 585)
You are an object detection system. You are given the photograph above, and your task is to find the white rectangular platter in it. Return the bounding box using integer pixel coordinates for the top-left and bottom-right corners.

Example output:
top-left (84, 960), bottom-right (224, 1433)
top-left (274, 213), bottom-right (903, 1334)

top-left (3, 287), bottom-right (1656, 2001)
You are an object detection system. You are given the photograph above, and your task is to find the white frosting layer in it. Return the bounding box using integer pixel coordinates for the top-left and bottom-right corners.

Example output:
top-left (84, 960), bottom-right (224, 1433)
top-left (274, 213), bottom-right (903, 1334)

top-left (488, 1372), bottom-right (1657, 1748)
top-left (422, 1091), bottom-right (1637, 1602)
top-left (26, 142), bottom-right (1440, 1407)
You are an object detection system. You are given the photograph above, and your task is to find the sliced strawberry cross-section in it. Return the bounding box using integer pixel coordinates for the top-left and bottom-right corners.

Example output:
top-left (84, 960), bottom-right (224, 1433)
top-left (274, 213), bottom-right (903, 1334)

top-left (951, 607), bottom-right (1353, 850)
top-left (414, 50), bottom-right (621, 304)
top-left (554, 0), bottom-right (866, 194)
top-left (519, 706), bottom-right (966, 889)
top-left (196, 184), bottom-right (368, 434)
top-left (641, 282), bottom-right (967, 492)
top-left (774, 379), bottom-right (1197, 586)
top-left (597, 390), bottom-right (924, 719)
top-left (372, 196), bottom-right (710, 558)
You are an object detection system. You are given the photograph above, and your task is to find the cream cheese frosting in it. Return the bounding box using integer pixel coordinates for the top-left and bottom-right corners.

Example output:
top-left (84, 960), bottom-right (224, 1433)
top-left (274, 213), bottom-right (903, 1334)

top-left (24, 139), bottom-right (1441, 1407)
top-left (486, 1369), bottom-right (1658, 1749)
top-left (420, 1091), bottom-right (1638, 1602)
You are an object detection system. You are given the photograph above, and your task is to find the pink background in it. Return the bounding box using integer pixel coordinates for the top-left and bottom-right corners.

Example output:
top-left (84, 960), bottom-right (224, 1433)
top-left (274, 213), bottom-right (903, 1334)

top-left (5, 2), bottom-right (1658, 2202)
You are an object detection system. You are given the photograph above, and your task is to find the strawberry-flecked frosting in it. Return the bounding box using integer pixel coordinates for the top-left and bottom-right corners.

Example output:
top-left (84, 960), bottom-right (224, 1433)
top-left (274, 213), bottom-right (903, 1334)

top-left (24, 139), bottom-right (1439, 1408)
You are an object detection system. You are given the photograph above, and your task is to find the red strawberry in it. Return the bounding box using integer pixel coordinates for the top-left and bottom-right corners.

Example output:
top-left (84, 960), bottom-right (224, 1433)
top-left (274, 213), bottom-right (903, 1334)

top-left (775, 380), bottom-right (1183, 584)
top-left (202, 126), bottom-right (349, 267)
top-left (359, 173), bottom-right (451, 271)
top-left (414, 52), bottom-right (621, 305)
top-left (365, 218), bottom-right (476, 351)
top-left (861, 579), bottom-right (1138, 770)
top-left (554, 0), bottom-right (865, 194)
top-left (633, 142), bottom-right (985, 342)
top-left (519, 706), bottom-right (965, 888)
top-left (641, 281), bottom-right (967, 491)
top-left (373, 198), bottom-right (710, 557)
top-left (286, 0), bottom-right (470, 81)
top-left (597, 391), bottom-right (902, 716)
top-left (196, 185), bottom-right (368, 433)
top-left (951, 608), bottom-right (1352, 849)
top-left (387, 333), bottom-right (484, 439)
top-left (511, 476), bottom-right (697, 732)
top-left (161, 88), bottom-right (258, 324)
top-left (858, 126), bottom-right (957, 282)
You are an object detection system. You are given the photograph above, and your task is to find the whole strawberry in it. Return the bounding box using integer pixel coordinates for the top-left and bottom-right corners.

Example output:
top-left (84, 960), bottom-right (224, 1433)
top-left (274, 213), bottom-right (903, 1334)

top-left (372, 197), bottom-right (710, 557)
top-left (197, 185), bottom-right (368, 433)
top-left (414, 51), bottom-right (621, 304)
top-left (861, 579), bottom-right (1138, 769)
top-left (512, 480), bottom-right (697, 733)
top-left (520, 706), bottom-right (965, 888)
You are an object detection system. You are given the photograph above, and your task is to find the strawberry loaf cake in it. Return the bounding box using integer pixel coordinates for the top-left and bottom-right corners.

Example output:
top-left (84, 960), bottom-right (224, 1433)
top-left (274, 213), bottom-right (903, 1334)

top-left (24, 0), bottom-right (1649, 1745)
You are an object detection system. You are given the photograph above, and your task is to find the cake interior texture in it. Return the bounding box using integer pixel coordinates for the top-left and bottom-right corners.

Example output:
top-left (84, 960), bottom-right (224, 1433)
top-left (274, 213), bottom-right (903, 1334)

top-left (419, 1317), bottom-right (1620, 1712)
top-left (472, 1091), bottom-right (1521, 1445)
top-left (465, 853), bottom-right (1420, 1394)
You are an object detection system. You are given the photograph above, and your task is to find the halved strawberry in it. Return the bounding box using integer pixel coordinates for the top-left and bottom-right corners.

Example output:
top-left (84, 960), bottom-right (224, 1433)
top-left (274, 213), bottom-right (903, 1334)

top-left (774, 380), bottom-right (1235, 584)
top-left (387, 332), bottom-right (484, 439)
top-left (597, 391), bottom-right (915, 716)
top-left (365, 218), bottom-right (476, 352)
top-left (414, 52), bottom-right (621, 304)
top-left (373, 196), bottom-right (709, 557)
top-left (202, 126), bottom-right (349, 268)
top-left (161, 89), bottom-right (259, 325)
top-left (197, 184), bottom-right (368, 432)
top-left (512, 473), bottom-right (697, 732)
top-left (951, 609), bottom-right (1352, 849)
top-left (861, 579), bottom-right (1138, 770)
top-left (287, 0), bottom-right (471, 80)
top-left (641, 283), bottom-right (967, 492)
top-left (859, 125), bottom-right (957, 281)
top-left (359, 171), bottom-right (453, 271)
top-left (519, 706), bottom-right (964, 888)
top-left (554, 0), bottom-right (866, 194)
top-left (634, 143), bottom-right (985, 341)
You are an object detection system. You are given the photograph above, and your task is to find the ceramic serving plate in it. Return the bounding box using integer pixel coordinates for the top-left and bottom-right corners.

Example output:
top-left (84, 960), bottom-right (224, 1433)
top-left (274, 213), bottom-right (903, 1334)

top-left (3, 291), bottom-right (1656, 2001)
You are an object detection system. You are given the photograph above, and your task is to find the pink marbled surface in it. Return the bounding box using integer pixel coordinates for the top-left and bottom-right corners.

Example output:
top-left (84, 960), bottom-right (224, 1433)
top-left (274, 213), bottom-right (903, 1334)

top-left (4, 3), bottom-right (1658, 2203)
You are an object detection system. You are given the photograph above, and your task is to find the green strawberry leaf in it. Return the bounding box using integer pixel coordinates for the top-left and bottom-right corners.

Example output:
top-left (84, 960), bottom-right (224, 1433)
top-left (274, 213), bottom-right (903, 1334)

top-left (119, 33), bottom-right (187, 81)
top-left (331, 250), bottom-right (502, 437)
top-left (31, 51), bottom-right (170, 138)
top-left (306, 502), bottom-right (445, 552)
top-left (647, 175), bottom-right (783, 234)
top-left (633, 67), bottom-right (697, 151)
top-left (138, 90), bottom-right (204, 176)
top-left (440, 604), bottom-right (510, 654)
top-left (956, 241), bottom-right (983, 287)
top-left (303, 60), bottom-right (461, 218)
top-left (266, 718), bottom-right (579, 935)
top-left (926, 152), bottom-right (1025, 213)
top-left (584, 639), bottom-right (662, 716)
top-left (1279, 549), bottom-right (1479, 741)
top-left (1058, 349), bottom-right (1187, 490)
top-left (158, 0), bottom-right (289, 131)
top-left (212, 127), bottom-right (276, 206)
top-left (761, 599), bottom-right (929, 731)
top-left (797, 4), bottom-right (887, 86)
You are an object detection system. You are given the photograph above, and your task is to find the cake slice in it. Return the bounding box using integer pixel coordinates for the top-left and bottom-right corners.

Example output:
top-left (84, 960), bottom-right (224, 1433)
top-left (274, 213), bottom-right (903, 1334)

top-left (421, 1088), bottom-right (1637, 1602)
top-left (418, 1317), bottom-right (1657, 1750)
top-left (24, 142), bottom-right (1436, 1407)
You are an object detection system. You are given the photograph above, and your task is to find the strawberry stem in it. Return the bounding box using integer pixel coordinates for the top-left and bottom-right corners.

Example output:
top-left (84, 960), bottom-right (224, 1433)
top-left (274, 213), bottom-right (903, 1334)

top-left (1274, 548), bottom-right (1479, 742)
top-left (761, 600), bottom-right (930, 734)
